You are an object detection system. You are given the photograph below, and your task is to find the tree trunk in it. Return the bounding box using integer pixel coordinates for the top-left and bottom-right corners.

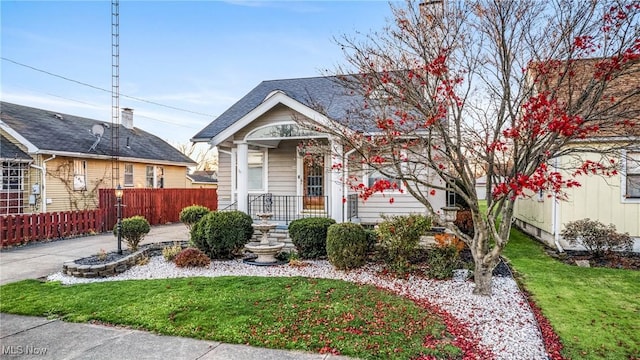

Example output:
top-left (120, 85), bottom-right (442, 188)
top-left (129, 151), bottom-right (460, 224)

top-left (473, 258), bottom-right (494, 296)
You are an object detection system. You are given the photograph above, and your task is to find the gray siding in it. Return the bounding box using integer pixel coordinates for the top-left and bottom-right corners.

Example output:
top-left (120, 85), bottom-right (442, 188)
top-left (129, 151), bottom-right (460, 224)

top-left (217, 149), bottom-right (233, 210)
top-left (358, 193), bottom-right (429, 224)
top-left (267, 140), bottom-right (298, 195)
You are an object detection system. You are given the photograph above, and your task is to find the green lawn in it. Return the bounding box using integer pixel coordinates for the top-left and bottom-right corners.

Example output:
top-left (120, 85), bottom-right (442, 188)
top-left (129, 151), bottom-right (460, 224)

top-left (0, 276), bottom-right (461, 360)
top-left (504, 228), bottom-right (640, 360)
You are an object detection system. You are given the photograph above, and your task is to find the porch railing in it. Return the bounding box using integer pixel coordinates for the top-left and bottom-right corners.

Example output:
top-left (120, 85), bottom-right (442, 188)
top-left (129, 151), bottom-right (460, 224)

top-left (346, 193), bottom-right (359, 221)
top-left (247, 194), bottom-right (328, 224)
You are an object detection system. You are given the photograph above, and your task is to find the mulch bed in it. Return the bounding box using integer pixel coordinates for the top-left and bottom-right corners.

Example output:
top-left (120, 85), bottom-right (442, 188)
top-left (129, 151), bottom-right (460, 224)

top-left (545, 250), bottom-right (640, 270)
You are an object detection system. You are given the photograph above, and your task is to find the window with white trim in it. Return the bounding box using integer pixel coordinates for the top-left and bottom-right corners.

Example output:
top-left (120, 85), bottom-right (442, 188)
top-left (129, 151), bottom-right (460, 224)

top-left (73, 160), bottom-right (87, 191)
top-left (146, 166), bottom-right (154, 188)
top-left (625, 152), bottom-right (640, 199)
top-left (157, 166), bottom-right (164, 188)
top-left (124, 164), bottom-right (134, 187)
top-left (248, 150), bottom-right (265, 191)
top-left (1, 162), bottom-right (27, 191)
top-left (366, 168), bottom-right (403, 190)
top-left (365, 149), bottom-right (405, 191)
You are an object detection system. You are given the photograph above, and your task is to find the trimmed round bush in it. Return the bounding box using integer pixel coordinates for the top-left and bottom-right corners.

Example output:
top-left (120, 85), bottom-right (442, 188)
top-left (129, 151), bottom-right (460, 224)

top-left (174, 248), bottom-right (211, 268)
top-left (113, 215), bottom-right (150, 251)
top-left (326, 223), bottom-right (368, 270)
top-left (179, 205), bottom-right (211, 230)
top-left (190, 210), bottom-right (253, 259)
top-left (288, 217), bottom-right (336, 259)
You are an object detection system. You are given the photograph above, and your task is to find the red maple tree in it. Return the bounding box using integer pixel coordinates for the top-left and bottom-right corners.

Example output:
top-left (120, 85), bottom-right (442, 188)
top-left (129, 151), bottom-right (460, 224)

top-left (305, 1), bottom-right (640, 296)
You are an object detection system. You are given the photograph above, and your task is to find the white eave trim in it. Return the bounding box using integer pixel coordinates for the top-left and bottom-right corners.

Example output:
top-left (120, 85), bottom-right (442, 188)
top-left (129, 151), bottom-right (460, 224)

top-left (209, 92), bottom-right (332, 147)
top-left (0, 121), bottom-right (39, 153)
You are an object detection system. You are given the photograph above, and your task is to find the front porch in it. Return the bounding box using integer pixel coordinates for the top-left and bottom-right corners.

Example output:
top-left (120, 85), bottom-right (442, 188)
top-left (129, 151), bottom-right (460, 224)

top-left (228, 193), bottom-right (359, 226)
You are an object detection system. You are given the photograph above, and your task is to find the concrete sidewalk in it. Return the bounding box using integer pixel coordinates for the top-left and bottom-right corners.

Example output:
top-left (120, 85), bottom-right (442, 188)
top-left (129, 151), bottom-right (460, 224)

top-left (0, 314), bottom-right (350, 360)
top-left (0, 226), bottom-right (355, 359)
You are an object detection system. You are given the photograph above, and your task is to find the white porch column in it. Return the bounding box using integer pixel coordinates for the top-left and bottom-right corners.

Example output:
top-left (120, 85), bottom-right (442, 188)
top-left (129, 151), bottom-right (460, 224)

top-left (237, 142), bottom-right (249, 213)
top-left (330, 139), bottom-right (344, 223)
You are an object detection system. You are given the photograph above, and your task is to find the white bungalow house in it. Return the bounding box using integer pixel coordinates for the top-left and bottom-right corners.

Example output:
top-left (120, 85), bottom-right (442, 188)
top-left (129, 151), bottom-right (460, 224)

top-left (192, 76), bottom-right (447, 225)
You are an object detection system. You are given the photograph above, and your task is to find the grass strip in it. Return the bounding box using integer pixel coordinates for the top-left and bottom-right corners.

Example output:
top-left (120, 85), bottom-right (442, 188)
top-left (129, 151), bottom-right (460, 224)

top-left (504, 228), bottom-right (640, 360)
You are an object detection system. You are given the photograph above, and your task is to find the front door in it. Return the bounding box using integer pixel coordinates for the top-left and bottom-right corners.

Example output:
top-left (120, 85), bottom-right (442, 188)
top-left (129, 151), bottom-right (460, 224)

top-left (303, 154), bottom-right (325, 210)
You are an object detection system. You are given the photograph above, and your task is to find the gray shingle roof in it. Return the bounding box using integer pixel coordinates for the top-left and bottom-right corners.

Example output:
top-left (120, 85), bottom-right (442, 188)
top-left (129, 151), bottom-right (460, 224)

top-left (187, 171), bottom-right (217, 183)
top-left (1, 134), bottom-right (32, 161)
top-left (191, 75), bottom-right (365, 141)
top-left (1, 102), bottom-right (195, 165)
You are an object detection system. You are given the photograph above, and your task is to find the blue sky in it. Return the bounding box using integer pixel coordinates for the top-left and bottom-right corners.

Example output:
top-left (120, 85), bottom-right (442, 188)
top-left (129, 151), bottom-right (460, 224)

top-left (1, 1), bottom-right (395, 146)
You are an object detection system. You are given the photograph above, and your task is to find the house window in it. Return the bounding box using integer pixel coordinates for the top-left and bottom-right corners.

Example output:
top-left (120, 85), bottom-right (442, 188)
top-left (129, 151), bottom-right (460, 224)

top-left (248, 150), bottom-right (265, 191)
top-left (625, 152), bottom-right (640, 199)
top-left (124, 164), bottom-right (134, 187)
top-left (157, 166), bottom-right (164, 188)
top-left (367, 168), bottom-right (402, 190)
top-left (73, 160), bottom-right (87, 191)
top-left (146, 166), bottom-right (154, 188)
top-left (1, 162), bottom-right (26, 190)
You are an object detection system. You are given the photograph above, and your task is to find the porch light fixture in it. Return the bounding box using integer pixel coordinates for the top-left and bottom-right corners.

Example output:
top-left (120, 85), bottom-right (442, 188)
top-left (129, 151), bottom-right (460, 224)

top-left (115, 185), bottom-right (124, 255)
top-left (441, 206), bottom-right (460, 223)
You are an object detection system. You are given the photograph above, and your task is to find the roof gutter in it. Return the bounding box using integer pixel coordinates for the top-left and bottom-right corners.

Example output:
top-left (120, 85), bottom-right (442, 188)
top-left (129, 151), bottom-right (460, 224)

top-left (32, 150), bottom-right (195, 167)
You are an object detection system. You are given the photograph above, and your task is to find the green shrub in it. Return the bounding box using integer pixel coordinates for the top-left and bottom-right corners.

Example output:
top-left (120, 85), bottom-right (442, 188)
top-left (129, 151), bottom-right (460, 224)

top-left (376, 214), bottom-right (432, 274)
top-left (162, 243), bottom-right (183, 261)
top-left (326, 223), bottom-right (368, 270)
top-left (179, 205), bottom-right (211, 230)
top-left (174, 248), bottom-right (211, 268)
top-left (113, 215), bottom-right (150, 251)
top-left (190, 211), bottom-right (254, 259)
top-left (364, 228), bottom-right (379, 253)
top-left (288, 217), bottom-right (336, 259)
top-left (560, 219), bottom-right (632, 256)
top-left (426, 234), bottom-right (465, 279)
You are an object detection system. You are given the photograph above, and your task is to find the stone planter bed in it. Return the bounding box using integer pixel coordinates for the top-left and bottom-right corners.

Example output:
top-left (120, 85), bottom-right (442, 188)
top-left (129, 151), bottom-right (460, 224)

top-left (62, 241), bottom-right (188, 278)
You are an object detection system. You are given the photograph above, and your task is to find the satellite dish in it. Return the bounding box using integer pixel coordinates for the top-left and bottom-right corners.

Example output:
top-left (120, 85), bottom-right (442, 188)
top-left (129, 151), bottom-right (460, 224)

top-left (88, 124), bottom-right (104, 152)
top-left (91, 124), bottom-right (105, 138)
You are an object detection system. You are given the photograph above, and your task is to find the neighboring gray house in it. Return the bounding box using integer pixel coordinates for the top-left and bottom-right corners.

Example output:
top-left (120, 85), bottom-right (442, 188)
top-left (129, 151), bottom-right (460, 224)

top-left (192, 76), bottom-right (447, 224)
top-left (187, 170), bottom-right (218, 189)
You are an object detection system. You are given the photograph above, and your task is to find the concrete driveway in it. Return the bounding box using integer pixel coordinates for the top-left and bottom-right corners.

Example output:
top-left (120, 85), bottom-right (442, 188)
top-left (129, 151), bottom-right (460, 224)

top-left (0, 223), bottom-right (189, 285)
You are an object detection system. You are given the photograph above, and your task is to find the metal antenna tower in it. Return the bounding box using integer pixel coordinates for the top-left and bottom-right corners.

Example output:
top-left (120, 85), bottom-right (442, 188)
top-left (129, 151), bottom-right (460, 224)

top-left (111, 0), bottom-right (120, 187)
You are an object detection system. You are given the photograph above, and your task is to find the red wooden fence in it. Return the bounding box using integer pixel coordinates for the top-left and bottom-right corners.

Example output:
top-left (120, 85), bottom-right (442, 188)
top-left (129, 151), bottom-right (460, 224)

top-left (1, 209), bottom-right (105, 247)
top-left (99, 188), bottom-right (218, 230)
top-left (0, 188), bottom-right (217, 248)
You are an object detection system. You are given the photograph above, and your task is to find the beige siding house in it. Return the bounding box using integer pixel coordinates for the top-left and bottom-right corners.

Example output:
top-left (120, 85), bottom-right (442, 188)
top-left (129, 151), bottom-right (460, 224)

top-left (192, 76), bottom-right (446, 224)
top-left (515, 150), bottom-right (640, 250)
top-left (514, 59), bottom-right (640, 250)
top-left (1, 102), bottom-right (196, 214)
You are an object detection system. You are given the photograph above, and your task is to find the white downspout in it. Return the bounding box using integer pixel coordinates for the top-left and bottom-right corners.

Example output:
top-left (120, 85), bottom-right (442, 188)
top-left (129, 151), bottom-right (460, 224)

top-left (552, 157), bottom-right (564, 252)
top-left (30, 154), bottom-right (56, 213)
top-left (343, 148), bottom-right (357, 222)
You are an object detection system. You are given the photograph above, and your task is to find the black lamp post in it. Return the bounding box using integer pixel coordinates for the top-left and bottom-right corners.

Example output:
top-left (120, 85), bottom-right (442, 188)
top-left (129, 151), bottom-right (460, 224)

top-left (115, 185), bottom-right (124, 255)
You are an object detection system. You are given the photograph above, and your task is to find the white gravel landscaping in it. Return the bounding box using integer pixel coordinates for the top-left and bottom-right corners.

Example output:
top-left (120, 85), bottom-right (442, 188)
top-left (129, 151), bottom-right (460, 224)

top-left (48, 257), bottom-right (548, 360)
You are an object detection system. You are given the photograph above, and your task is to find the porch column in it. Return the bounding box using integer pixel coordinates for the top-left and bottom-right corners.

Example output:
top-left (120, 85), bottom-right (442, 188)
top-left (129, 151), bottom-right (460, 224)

top-left (237, 142), bottom-right (249, 213)
top-left (330, 139), bottom-right (344, 222)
